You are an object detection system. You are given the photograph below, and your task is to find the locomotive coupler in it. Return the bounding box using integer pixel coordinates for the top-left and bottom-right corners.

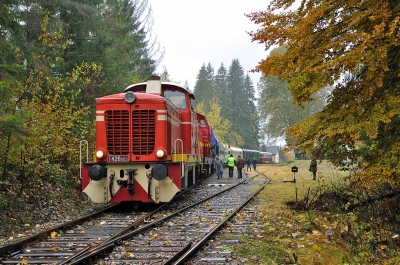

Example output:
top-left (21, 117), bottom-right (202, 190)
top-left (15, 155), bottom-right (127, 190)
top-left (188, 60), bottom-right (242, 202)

top-left (127, 169), bottom-right (136, 194)
top-left (146, 172), bottom-right (152, 198)
top-left (109, 173), bottom-right (115, 198)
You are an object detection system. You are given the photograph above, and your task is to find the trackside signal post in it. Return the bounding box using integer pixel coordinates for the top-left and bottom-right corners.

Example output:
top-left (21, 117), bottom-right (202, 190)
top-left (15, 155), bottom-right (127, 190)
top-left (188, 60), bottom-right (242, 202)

top-left (291, 166), bottom-right (298, 183)
top-left (292, 165), bottom-right (299, 201)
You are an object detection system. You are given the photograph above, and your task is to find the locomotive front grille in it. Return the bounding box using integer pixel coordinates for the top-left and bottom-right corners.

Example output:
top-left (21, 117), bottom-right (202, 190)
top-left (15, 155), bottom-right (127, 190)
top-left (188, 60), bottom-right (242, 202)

top-left (105, 110), bottom-right (130, 155)
top-left (132, 110), bottom-right (156, 155)
top-left (105, 110), bottom-right (156, 156)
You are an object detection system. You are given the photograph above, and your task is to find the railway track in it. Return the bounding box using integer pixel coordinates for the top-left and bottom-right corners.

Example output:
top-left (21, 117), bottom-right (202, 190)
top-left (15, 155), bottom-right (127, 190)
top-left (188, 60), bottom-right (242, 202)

top-left (0, 170), bottom-right (270, 264)
top-left (75, 173), bottom-right (270, 264)
top-left (0, 204), bottom-right (118, 258)
top-left (187, 207), bottom-right (264, 264)
top-left (0, 192), bottom-right (192, 265)
top-left (0, 204), bottom-right (131, 264)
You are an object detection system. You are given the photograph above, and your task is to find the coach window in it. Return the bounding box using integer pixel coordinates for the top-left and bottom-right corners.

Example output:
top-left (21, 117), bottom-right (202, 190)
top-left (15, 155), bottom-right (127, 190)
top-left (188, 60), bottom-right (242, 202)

top-left (164, 90), bottom-right (187, 109)
top-left (199, 119), bottom-right (206, 127)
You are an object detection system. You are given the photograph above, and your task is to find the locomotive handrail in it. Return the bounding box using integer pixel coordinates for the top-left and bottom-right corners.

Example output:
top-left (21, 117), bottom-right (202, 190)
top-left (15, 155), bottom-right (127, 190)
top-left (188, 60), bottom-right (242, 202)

top-left (79, 140), bottom-right (88, 179)
top-left (174, 138), bottom-right (184, 178)
top-left (196, 126), bottom-right (200, 160)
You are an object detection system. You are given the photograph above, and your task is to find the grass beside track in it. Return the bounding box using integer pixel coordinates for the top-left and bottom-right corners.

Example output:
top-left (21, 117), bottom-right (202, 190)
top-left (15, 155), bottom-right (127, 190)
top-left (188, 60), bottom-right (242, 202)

top-left (235, 161), bottom-right (353, 265)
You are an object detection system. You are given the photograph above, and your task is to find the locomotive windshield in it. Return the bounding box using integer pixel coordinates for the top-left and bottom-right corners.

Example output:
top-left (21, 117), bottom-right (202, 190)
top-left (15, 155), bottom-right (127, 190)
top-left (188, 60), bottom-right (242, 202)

top-left (164, 90), bottom-right (187, 109)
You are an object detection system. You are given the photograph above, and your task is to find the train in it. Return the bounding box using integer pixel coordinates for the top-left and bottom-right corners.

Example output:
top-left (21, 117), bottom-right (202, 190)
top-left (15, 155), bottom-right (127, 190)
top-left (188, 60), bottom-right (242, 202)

top-left (81, 76), bottom-right (272, 204)
top-left (216, 146), bottom-right (273, 166)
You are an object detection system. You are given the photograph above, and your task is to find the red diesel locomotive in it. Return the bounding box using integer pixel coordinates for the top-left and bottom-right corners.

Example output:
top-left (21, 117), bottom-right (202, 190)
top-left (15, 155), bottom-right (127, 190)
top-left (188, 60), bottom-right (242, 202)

top-left (81, 76), bottom-right (214, 204)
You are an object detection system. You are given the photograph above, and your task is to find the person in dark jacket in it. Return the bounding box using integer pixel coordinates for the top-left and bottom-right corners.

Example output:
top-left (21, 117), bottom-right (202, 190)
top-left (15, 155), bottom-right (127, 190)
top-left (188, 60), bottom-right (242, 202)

top-left (252, 158), bottom-right (257, 171)
top-left (309, 159), bottom-right (317, 180)
top-left (236, 155), bottom-right (245, 179)
top-left (246, 158), bottom-right (251, 171)
top-left (215, 156), bottom-right (223, 179)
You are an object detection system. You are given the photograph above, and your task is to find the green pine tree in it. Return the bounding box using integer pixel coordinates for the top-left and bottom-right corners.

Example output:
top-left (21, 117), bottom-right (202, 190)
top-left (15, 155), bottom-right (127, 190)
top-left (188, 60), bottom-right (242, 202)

top-left (214, 63), bottom-right (228, 104)
top-left (226, 59), bottom-right (258, 148)
top-left (193, 63), bottom-right (214, 112)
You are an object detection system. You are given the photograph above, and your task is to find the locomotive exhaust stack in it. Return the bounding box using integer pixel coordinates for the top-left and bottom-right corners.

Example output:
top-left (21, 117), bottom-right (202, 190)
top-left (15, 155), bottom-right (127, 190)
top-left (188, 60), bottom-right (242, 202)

top-left (146, 75), bottom-right (162, 95)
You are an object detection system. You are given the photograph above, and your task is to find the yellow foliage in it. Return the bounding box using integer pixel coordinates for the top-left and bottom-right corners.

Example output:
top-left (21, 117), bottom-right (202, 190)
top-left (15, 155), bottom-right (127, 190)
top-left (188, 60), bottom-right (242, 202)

top-left (194, 101), bottom-right (204, 114)
top-left (11, 15), bottom-right (104, 182)
top-left (149, 233), bottom-right (158, 239)
top-left (248, 0), bottom-right (400, 185)
top-left (50, 231), bottom-right (58, 238)
top-left (195, 98), bottom-right (231, 142)
top-left (313, 244), bottom-right (322, 252)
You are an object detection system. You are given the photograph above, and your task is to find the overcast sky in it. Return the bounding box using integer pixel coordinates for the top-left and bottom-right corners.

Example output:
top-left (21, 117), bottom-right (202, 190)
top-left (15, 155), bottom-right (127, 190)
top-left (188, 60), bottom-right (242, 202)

top-left (150, 0), bottom-right (270, 92)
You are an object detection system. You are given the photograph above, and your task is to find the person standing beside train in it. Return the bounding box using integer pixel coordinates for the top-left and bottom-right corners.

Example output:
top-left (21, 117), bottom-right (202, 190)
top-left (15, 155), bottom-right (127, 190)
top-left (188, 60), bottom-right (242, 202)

top-left (227, 154), bottom-right (235, 178)
top-left (215, 155), bottom-right (223, 179)
top-left (252, 157), bottom-right (257, 171)
top-left (236, 155), bottom-right (245, 179)
top-left (246, 158), bottom-right (251, 171)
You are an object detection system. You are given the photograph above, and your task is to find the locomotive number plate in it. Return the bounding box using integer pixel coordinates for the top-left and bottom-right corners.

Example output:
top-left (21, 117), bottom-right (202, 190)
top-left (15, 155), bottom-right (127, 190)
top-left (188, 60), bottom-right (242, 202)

top-left (108, 155), bottom-right (129, 162)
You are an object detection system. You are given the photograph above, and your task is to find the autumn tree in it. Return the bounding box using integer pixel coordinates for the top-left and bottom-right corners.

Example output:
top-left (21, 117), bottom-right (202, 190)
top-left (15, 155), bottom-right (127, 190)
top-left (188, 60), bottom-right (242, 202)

top-left (1, 15), bottom-right (103, 188)
top-left (0, 0), bottom-right (28, 181)
top-left (247, 0), bottom-right (399, 185)
top-left (195, 99), bottom-right (232, 143)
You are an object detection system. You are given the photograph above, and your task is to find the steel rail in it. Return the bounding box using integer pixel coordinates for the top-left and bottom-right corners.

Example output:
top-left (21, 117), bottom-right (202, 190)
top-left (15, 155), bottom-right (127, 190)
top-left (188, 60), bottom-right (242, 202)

top-left (169, 177), bottom-right (271, 265)
top-left (0, 203), bottom-right (119, 258)
top-left (58, 179), bottom-right (206, 264)
top-left (66, 178), bottom-right (249, 264)
top-left (0, 173), bottom-right (208, 264)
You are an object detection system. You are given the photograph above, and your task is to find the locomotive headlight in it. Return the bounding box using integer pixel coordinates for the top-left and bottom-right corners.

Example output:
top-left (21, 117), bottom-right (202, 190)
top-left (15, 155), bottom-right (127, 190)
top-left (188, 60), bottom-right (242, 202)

top-left (124, 91), bottom-right (136, 104)
top-left (156, 149), bottom-right (165, 158)
top-left (96, 150), bottom-right (105, 159)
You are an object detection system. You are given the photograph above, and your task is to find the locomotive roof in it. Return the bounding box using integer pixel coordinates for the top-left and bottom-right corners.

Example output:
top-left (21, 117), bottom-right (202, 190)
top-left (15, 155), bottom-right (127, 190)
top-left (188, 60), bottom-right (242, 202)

top-left (124, 81), bottom-right (195, 100)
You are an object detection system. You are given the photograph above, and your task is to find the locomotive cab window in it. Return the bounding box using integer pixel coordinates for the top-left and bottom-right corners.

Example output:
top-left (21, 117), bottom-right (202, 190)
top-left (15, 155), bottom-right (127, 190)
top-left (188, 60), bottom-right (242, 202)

top-left (190, 98), bottom-right (195, 110)
top-left (164, 90), bottom-right (187, 109)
